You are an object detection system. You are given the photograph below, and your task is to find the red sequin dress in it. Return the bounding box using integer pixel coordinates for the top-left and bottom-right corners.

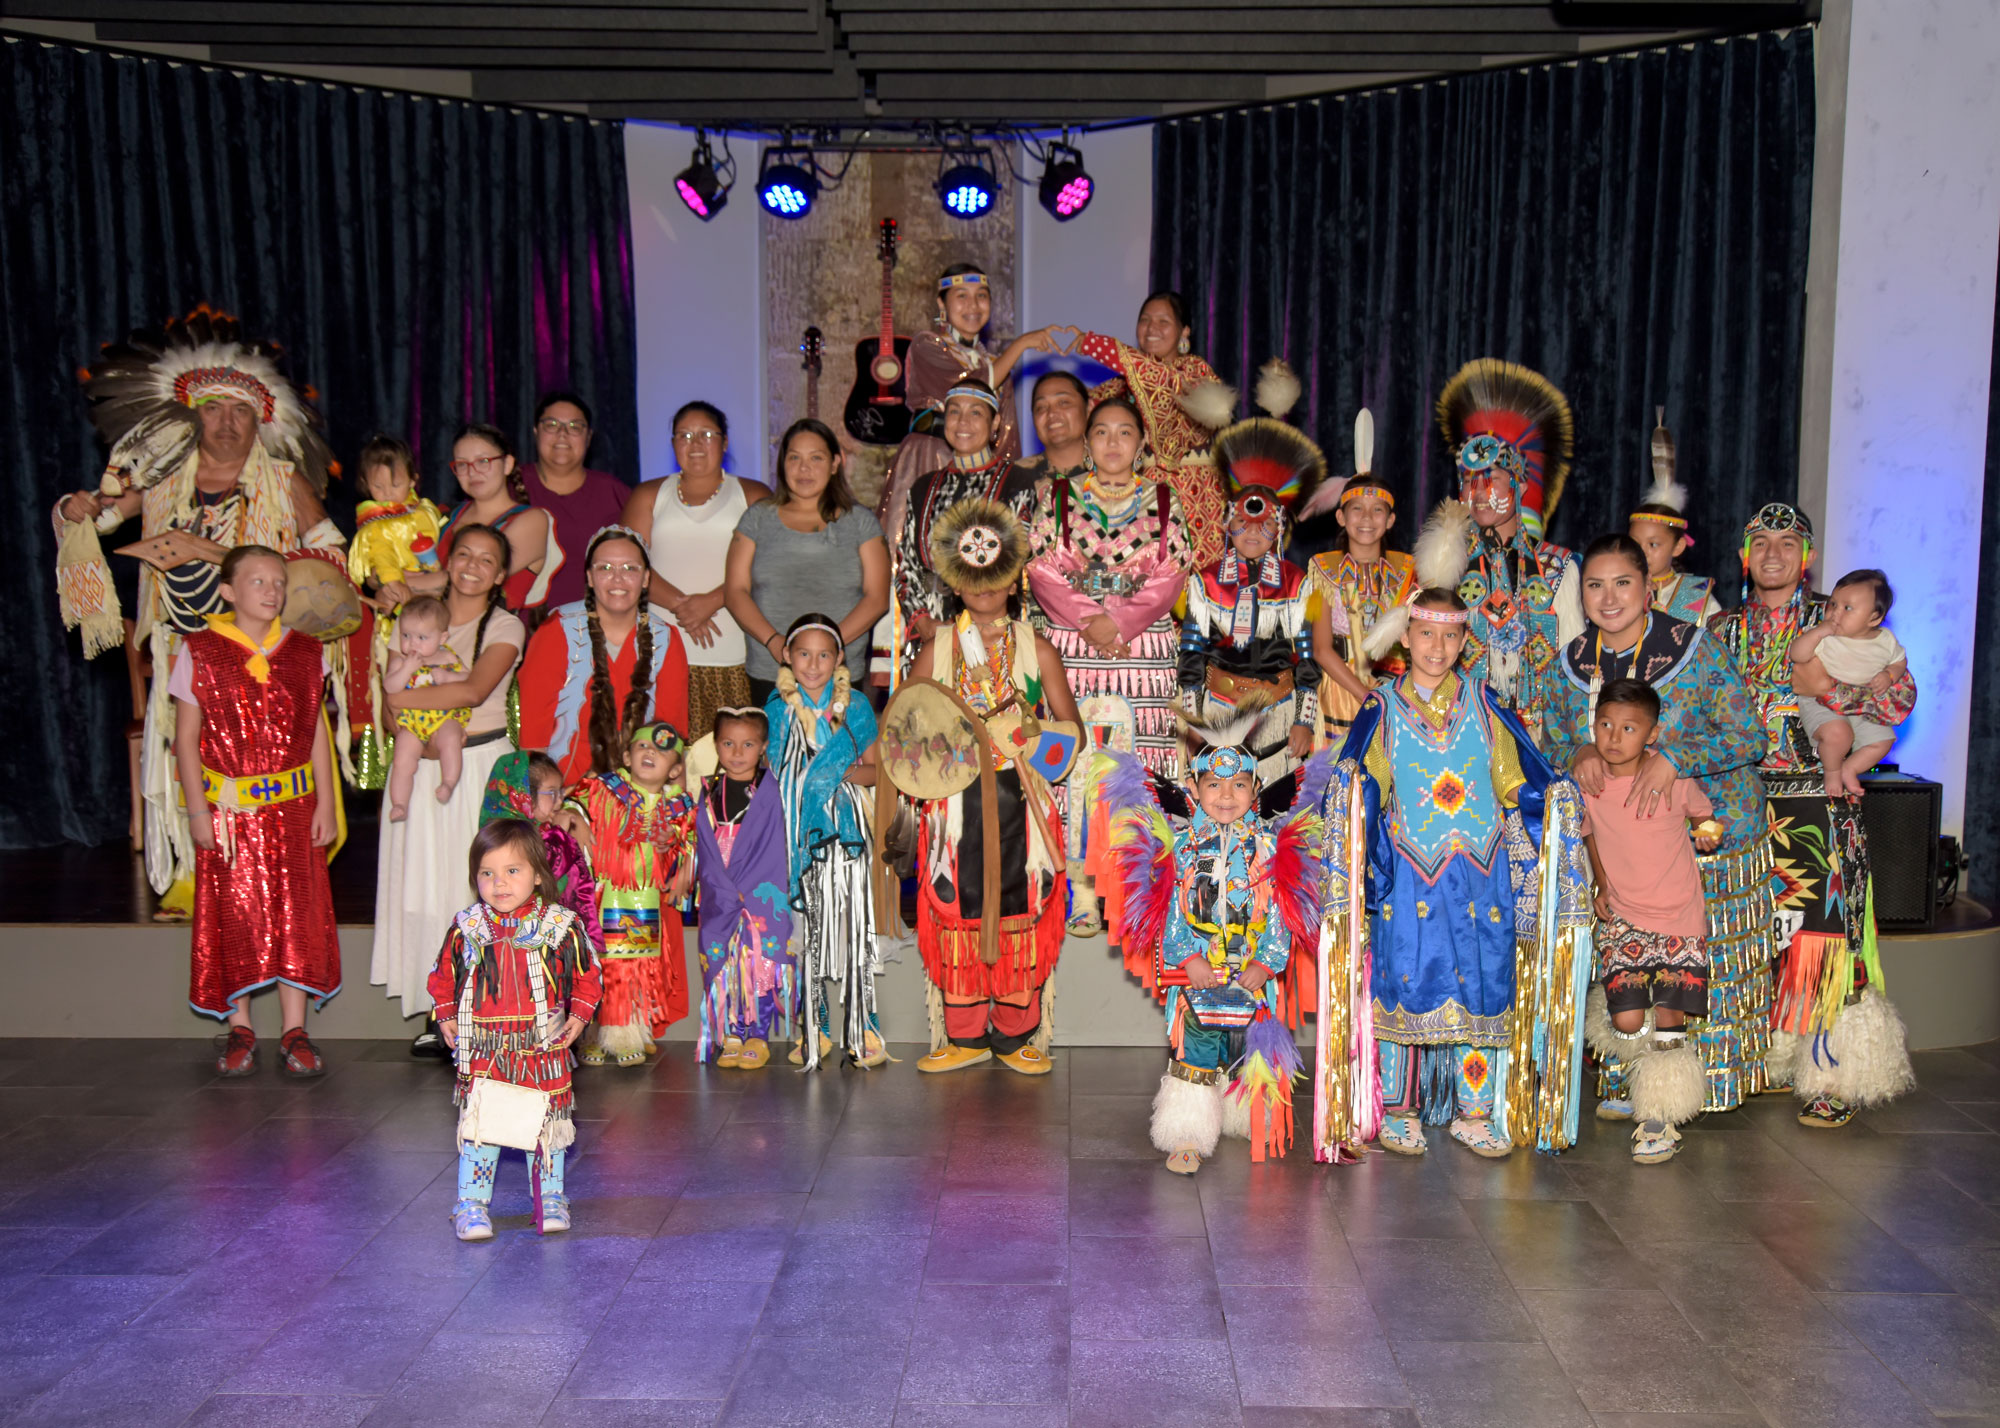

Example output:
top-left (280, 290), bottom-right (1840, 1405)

top-left (182, 627), bottom-right (341, 1017)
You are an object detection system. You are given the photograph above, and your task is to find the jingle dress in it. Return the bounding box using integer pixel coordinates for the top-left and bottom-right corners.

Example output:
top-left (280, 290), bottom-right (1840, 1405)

top-left (1178, 551), bottom-right (1321, 783)
top-left (693, 769), bottom-right (797, 1061)
top-left (1713, 591), bottom-right (1917, 1108)
top-left (1306, 549), bottom-right (1417, 742)
top-left (1073, 331), bottom-right (1230, 564)
top-left (1535, 615), bottom-right (1775, 1110)
top-left (564, 771), bottom-right (696, 1054)
top-left (766, 672), bottom-right (883, 1069)
top-left (914, 615), bottom-right (1069, 1053)
top-left (172, 621), bottom-right (341, 1018)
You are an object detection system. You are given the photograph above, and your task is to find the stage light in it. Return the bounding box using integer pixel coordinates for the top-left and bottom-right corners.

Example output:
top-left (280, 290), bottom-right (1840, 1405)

top-left (1038, 142), bottom-right (1093, 221)
top-left (937, 161), bottom-right (998, 219)
top-left (674, 132), bottom-right (729, 220)
top-left (758, 148), bottom-right (819, 219)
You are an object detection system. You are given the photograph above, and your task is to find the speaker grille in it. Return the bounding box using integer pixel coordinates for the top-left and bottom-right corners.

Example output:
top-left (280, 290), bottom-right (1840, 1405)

top-left (1859, 779), bottom-right (1942, 931)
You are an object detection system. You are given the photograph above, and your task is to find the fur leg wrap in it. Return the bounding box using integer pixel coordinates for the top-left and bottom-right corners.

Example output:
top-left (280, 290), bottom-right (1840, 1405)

top-left (1631, 1039), bottom-right (1707, 1127)
top-left (1608, 1017), bottom-right (1655, 1071)
top-left (1794, 989), bottom-right (1916, 1108)
top-left (1151, 1070), bottom-right (1223, 1157)
top-left (1220, 1076), bottom-right (1250, 1140)
top-left (1763, 1028), bottom-right (1802, 1090)
top-left (1584, 983), bottom-right (1617, 1062)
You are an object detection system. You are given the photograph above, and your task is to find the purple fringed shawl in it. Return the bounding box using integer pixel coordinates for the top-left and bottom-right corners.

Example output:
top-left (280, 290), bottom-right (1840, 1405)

top-left (694, 773), bottom-right (795, 964)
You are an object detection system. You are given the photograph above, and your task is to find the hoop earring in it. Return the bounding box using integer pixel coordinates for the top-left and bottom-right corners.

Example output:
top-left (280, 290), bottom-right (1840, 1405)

top-left (1177, 334), bottom-right (1191, 357)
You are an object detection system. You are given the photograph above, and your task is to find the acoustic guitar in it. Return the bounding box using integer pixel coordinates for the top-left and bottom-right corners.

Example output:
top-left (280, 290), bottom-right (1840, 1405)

top-left (801, 325), bottom-right (823, 421)
top-left (843, 218), bottom-right (912, 445)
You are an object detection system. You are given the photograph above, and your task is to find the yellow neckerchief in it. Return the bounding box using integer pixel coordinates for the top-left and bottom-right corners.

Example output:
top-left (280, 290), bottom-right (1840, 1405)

top-left (204, 613), bottom-right (286, 684)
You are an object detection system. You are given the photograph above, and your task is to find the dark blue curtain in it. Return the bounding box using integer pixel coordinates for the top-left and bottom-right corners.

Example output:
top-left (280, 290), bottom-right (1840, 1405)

top-left (0, 36), bottom-right (637, 849)
top-left (1151, 29), bottom-right (1816, 583)
top-left (1967, 269), bottom-right (2000, 905)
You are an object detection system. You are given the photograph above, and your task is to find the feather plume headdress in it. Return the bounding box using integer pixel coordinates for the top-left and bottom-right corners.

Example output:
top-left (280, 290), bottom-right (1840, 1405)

top-left (1436, 358), bottom-right (1573, 541)
top-left (1633, 407), bottom-right (1688, 530)
top-left (81, 307), bottom-right (336, 498)
top-left (929, 496), bottom-right (1029, 595)
top-left (1180, 689), bottom-right (1275, 781)
top-left (1211, 360), bottom-right (1326, 533)
top-left (1361, 500), bottom-right (1473, 660)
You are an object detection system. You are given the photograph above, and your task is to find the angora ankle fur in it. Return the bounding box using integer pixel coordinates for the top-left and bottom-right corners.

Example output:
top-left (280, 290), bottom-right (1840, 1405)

top-left (1220, 1076), bottom-right (1251, 1140)
top-left (1631, 1041), bottom-right (1708, 1127)
top-left (1151, 1072), bottom-right (1223, 1156)
top-left (1792, 989), bottom-right (1916, 1108)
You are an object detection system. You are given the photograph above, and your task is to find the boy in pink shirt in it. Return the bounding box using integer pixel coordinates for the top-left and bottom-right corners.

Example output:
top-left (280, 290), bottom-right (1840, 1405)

top-left (1580, 678), bottom-right (1719, 1164)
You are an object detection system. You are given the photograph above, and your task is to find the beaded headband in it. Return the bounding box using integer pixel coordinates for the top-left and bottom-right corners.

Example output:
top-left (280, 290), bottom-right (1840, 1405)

top-left (939, 272), bottom-right (988, 292)
top-left (630, 721), bottom-right (686, 753)
top-left (944, 382), bottom-right (1001, 413)
top-left (1633, 510), bottom-right (1688, 532)
top-left (1340, 483), bottom-right (1393, 510)
top-left (586, 523), bottom-right (650, 556)
top-left (177, 368), bottom-right (276, 421)
top-left (1408, 604), bottom-right (1469, 626)
top-left (1191, 746), bottom-right (1256, 779)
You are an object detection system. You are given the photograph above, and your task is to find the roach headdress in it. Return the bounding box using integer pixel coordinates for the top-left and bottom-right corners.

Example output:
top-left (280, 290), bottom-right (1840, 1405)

top-left (1211, 359), bottom-right (1326, 537)
top-left (1436, 358), bottom-right (1573, 541)
top-left (929, 496), bottom-right (1029, 595)
top-left (81, 307), bottom-right (336, 498)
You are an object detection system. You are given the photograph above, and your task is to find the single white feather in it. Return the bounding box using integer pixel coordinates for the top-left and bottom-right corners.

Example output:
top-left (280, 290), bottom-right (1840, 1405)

top-left (1178, 379), bottom-right (1238, 432)
top-left (1361, 606), bottom-right (1412, 662)
top-left (1297, 475), bottom-right (1349, 521)
top-left (1354, 407), bottom-right (1375, 476)
top-left (1639, 473), bottom-right (1688, 512)
top-left (1253, 358), bottom-right (1302, 419)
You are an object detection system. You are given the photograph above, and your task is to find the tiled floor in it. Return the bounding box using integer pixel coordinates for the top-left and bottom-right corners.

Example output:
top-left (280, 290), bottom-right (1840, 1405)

top-left (1, 1038), bottom-right (1999, 1427)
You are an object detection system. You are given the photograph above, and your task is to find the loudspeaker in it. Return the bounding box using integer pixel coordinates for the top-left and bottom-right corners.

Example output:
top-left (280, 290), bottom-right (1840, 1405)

top-left (1858, 769), bottom-right (1944, 933)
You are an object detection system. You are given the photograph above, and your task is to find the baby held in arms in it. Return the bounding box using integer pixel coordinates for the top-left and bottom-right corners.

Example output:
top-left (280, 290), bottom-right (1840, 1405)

top-left (1788, 569), bottom-right (1911, 798)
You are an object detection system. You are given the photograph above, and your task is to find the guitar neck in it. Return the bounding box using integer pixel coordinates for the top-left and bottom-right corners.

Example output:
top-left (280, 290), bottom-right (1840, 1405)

top-left (878, 258), bottom-right (895, 350)
top-left (807, 374), bottom-right (819, 420)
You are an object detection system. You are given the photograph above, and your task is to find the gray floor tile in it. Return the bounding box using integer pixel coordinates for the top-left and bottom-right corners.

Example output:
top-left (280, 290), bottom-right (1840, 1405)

top-left (1220, 1283), bottom-right (1407, 1409)
top-left (1350, 1237), bottom-right (1539, 1343)
top-left (1719, 1336), bottom-right (1934, 1427)
top-left (1520, 1288), bottom-right (1758, 1414)
top-left (713, 1334), bottom-right (906, 1427)
top-left (1392, 1340), bottom-right (1593, 1428)
top-left (1070, 1234), bottom-right (1225, 1340)
top-left (899, 1283), bottom-right (1069, 1405)
top-left (1821, 1290), bottom-right (2000, 1415)
top-left (1069, 1337), bottom-right (1243, 1428)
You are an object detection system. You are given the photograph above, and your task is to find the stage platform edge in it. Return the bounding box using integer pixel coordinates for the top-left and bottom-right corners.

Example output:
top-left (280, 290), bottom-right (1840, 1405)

top-left (3, 908), bottom-right (1993, 1049)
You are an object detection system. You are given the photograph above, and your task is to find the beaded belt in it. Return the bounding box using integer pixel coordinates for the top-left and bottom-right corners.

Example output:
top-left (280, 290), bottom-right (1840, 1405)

top-left (202, 761), bottom-right (314, 809)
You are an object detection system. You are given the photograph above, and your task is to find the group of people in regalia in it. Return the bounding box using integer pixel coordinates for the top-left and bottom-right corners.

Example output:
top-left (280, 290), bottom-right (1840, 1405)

top-left (51, 275), bottom-right (1920, 1239)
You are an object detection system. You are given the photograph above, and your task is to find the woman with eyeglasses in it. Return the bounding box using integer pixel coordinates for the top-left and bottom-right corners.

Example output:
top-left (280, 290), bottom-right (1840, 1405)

top-left (423, 423), bottom-right (557, 614)
top-left (521, 391), bottom-right (633, 610)
top-left (620, 401), bottom-right (769, 739)
top-left (517, 525), bottom-right (692, 788)
top-left (725, 418), bottom-right (889, 708)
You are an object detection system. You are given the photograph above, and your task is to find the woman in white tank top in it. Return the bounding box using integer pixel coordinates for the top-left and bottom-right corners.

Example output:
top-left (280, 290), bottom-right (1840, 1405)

top-left (619, 400), bottom-right (768, 738)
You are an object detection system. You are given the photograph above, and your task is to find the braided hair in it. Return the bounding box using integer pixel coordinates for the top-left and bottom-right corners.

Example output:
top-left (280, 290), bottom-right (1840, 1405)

top-left (582, 528), bottom-right (655, 774)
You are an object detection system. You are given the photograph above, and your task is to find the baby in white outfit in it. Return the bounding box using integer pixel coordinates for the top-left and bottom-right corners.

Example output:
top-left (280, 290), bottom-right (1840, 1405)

top-left (1789, 569), bottom-right (1908, 797)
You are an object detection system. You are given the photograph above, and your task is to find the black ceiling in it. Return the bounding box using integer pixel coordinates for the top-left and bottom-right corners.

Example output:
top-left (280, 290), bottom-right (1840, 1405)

top-left (0, 1), bottom-right (1814, 124)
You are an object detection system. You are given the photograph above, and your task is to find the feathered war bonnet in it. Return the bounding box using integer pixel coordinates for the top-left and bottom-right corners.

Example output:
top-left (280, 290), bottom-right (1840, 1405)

top-left (1209, 359), bottom-right (1325, 544)
top-left (1436, 358), bottom-right (1573, 541)
top-left (82, 307), bottom-right (336, 497)
top-left (929, 496), bottom-right (1029, 595)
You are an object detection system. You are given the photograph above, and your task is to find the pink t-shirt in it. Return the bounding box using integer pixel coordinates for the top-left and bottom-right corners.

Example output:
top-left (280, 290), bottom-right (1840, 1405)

top-left (1579, 775), bottom-right (1714, 938)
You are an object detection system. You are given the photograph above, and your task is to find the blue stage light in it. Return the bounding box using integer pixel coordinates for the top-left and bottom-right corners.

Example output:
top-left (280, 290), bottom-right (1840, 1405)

top-left (937, 162), bottom-right (997, 219)
top-left (758, 150), bottom-right (818, 219)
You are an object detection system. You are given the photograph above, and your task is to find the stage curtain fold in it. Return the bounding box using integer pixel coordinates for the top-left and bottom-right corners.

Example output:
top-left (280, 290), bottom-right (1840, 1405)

top-left (0, 36), bottom-right (636, 850)
top-left (1150, 28), bottom-right (1816, 584)
top-left (1967, 275), bottom-right (2000, 904)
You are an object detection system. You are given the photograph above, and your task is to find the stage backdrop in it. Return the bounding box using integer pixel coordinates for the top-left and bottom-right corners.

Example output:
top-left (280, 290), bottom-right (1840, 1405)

top-left (761, 153), bottom-right (1018, 513)
top-left (0, 36), bottom-right (636, 850)
top-left (1151, 28), bottom-right (1816, 585)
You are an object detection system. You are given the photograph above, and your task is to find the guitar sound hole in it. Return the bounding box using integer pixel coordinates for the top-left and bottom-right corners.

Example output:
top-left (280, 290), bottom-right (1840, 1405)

top-left (873, 357), bottom-right (902, 383)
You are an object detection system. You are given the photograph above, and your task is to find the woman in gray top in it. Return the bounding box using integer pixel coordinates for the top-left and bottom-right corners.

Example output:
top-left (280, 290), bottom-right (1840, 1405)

top-left (725, 417), bottom-right (890, 704)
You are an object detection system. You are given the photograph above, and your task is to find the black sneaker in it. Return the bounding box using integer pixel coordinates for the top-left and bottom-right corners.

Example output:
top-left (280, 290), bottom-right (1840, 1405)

top-left (410, 1022), bottom-right (448, 1059)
